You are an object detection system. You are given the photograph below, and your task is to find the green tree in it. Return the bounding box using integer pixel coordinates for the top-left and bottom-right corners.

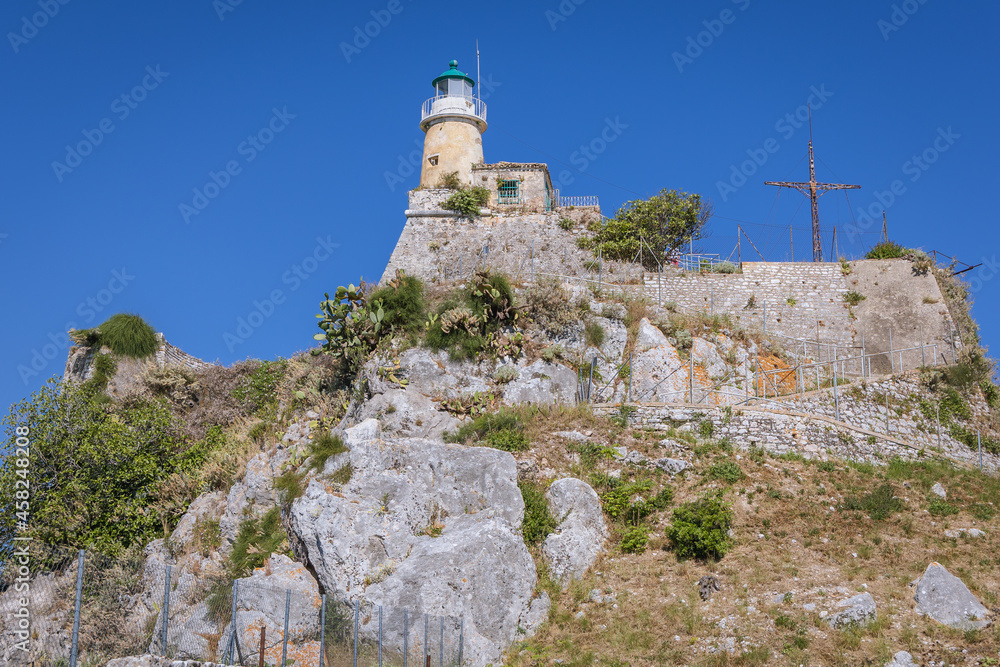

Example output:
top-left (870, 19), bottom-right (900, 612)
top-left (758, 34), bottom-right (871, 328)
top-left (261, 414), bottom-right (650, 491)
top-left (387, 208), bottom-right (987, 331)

top-left (0, 380), bottom-right (184, 553)
top-left (583, 189), bottom-right (712, 269)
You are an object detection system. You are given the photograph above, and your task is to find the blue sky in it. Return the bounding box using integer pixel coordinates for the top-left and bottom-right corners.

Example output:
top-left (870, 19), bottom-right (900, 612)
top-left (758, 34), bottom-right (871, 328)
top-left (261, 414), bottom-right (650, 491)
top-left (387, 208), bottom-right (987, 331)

top-left (2, 0), bottom-right (998, 415)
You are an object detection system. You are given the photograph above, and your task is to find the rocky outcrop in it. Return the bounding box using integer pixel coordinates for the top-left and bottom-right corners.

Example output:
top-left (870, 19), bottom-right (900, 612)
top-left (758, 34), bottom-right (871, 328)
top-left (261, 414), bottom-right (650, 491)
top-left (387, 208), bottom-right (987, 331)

top-left (288, 419), bottom-right (544, 667)
top-left (542, 478), bottom-right (608, 586)
top-left (885, 651), bottom-right (919, 667)
top-left (827, 592), bottom-right (876, 628)
top-left (913, 562), bottom-right (990, 630)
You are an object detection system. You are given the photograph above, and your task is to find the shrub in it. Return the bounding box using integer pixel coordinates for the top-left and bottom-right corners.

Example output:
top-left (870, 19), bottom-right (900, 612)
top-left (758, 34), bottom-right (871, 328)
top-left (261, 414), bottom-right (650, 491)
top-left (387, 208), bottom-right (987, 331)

top-left (675, 329), bottom-right (693, 350)
top-left (438, 171), bottom-right (462, 190)
top-left (493, 365), bottom-right (520, 384)
top-left (584, 320), bottom-right (606, 348)
top-left (620, 526), bottom-right (650, 554)
top-left (713, 261), bottom-right (738, 274)
top-left (540, 345), bottom-right (565, 363)
top-left (558, 217), bottom-right (574, 230)
top-left (519, 481), bottom-right (557, 545)
top-left (707, 460), bottom-right (745, 484)
top-left (865, 240), bottom-right (907, 260)
top-left (841, 484), bottom-right (903, 521)
top-left (367, 271), bottom-right (427, 334)
top-left (228, 507), bottom-right (289, 578)
top-left (598, 479), bottom-right (672, 525)
top-left (424, 271), bottom-right (517, 360)
top-left (666, 493), bottom-right (734, 561)
top-left (523, 279), bottom-right (575, 334)
top-left (441, 186), bottom-right (490, 218)
top-left (698, 420), bottom-right (715, 439)
top-left (844, 291), bottom-right (866, 307)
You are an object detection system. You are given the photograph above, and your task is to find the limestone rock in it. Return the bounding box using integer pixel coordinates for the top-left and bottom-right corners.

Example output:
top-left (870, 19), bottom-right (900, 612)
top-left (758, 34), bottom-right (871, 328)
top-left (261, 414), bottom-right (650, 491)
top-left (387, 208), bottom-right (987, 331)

top-left (501, 359), bottom-right (578, 405)
top-left (913, 562), bottom-right (990, 630)
top-left (167, 491), bottom-right (227, 555)
top-left (289, 419), bottom-right (538, 667)
top-left (885, 651), bottom-right (919, 667)
top-left (542, 478), bottom-right (608, 585)
top-left (931, 482), bottom-right (947, 498)
top-left (630, 319), bottom-right (686, 403)
top-left (219, 452), bottom-right (280, 553)
top-left (354, 386), bottom-right (460, 440)
top-left (827, 592), bottom-right (876, 628)
top-left (944, 527), bottom-right (985, 539)
top-left (698, 576), bottom-right (721, 601)
top-left (654, 458), bottom-right (690, 475)
top-left (217, 555), bottom-right (322, 665)
top-left (554, 430), bottom-right (589, 443)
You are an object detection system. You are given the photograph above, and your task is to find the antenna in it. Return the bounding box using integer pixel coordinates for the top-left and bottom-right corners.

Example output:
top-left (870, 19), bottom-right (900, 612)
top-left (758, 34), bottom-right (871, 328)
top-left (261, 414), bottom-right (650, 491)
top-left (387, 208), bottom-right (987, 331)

top-left (476, 40), bottom-right (481, 102)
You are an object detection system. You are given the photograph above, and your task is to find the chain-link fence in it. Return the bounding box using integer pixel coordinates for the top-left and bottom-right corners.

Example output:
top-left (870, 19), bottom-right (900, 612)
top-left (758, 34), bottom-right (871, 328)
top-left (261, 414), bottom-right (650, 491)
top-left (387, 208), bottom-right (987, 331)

top-left (1, 545), bottom-right (464, 667)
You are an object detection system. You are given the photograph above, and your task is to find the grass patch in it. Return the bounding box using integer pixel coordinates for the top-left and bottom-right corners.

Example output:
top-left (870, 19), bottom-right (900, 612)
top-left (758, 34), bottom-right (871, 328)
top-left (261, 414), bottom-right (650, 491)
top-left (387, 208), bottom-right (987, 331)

top-left (520, 480), bottom-right (557, 546)
top-left (706, 460), bottom-right (745, 484)
top-left (841, 484), bottom-right (903, 521)
top-left (444, 410), bottom-right (529, 451)
top-left (928, 497), bottom-right (959, 517)
top-left (306, 433), bottom-right (348, 473)
top-left (228, 507), bottom-right (289, 578)
top-left (75, 313), bottom-right (159, 358)
top-left (584, 320), bottom-right (606, 348)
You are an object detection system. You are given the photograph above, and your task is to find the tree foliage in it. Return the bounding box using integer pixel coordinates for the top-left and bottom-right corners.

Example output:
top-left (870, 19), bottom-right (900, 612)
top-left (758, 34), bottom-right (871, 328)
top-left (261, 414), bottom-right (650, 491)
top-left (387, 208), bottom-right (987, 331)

top-left (0, 380), bottom-right (185, 553)
top-left (582, 189), bottom-right (712, 269)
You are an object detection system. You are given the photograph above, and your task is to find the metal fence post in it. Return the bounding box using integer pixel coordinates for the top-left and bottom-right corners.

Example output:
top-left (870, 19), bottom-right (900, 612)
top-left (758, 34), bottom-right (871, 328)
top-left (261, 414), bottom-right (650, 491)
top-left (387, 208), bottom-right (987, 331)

top-left (690, 352), bottom-right (695, 403)
top-left (319, 594), bottom-right (326, 667)
top-left (458, 617), bottom-right (464, 666)
top-left (404, 609), bottom-right (408, 667)
top-left (439, 617), bottom-right (444, 667)
top-left (588, 355), bottom-right (595, 403)
top-left (936, 404), bottom-right (941, 450)
top-left (161, 564), bottom-right (171, 657)
top-left (833, 371), bottom-right (840, 422)
top-left (424, 613), bottom-right (429, 665)
top-left (354, 600), bottom-right (359, 667)
top-left (281, 589), bottom-right (290, 667)
top-left (226, 580), bottom-right (239, 664)
top-left (626, 354), bottom-right (632, 403)
top-left (69, 549), bottom-right (85, 667)
top-left (762, 300), bottom-right (766, 336)
top-left (979, 431), bottom-right (983, 471)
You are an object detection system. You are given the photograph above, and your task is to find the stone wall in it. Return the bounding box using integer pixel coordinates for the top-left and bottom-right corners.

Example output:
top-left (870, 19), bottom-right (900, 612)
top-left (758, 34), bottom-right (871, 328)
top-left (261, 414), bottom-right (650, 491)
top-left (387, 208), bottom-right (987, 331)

top-left (472, 162), bottom-right (553, 211)
top-left (380, 196), bottom-right (605, 284)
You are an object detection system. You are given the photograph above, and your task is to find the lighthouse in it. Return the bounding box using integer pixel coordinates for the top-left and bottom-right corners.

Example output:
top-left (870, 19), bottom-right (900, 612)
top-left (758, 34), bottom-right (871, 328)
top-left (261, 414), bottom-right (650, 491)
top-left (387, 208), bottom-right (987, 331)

top-left (418, 60), bottom-right (487, 189)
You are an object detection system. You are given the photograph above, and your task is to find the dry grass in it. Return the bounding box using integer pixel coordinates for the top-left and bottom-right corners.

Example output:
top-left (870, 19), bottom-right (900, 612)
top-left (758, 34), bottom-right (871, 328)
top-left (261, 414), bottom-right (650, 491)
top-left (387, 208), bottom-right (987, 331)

top-left (505, 408), bottom-right (1000, 667)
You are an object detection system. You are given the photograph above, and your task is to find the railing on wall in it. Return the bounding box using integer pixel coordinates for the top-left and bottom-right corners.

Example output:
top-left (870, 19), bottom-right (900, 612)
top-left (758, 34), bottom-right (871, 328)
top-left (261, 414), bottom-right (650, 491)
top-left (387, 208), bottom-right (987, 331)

top-left (556, 195), bottom-right (600, 208)
top-left (420, 96), bottom-right (487, 125)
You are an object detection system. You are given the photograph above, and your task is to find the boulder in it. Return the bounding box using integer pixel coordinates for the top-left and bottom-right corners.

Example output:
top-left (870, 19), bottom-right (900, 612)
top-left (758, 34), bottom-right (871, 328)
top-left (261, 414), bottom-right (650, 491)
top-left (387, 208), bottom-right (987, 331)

top-left (542, 478), bottom-right (608, 585)
top-left (827, 592), bottom-right (876, 628)
top-left (289, 419), bottom-right (540, 667)
top-left (654, 458), bottom-right (690, 475)
top-left (219, 452), bottom-right (280, 552)
top-left (944, 527), bottom-right (985, 539)
top-left (931, 482), bottom-right (947, 498)
top-left (913, 562), bottom-right (990, 630)
top-left (885, 651), bottom-right (919, 667)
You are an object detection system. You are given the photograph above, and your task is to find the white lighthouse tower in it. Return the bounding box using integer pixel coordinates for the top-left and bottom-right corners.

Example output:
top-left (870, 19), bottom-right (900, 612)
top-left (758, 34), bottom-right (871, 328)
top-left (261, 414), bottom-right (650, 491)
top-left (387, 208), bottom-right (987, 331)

top-left (418, 60), bottom-right (488, 189)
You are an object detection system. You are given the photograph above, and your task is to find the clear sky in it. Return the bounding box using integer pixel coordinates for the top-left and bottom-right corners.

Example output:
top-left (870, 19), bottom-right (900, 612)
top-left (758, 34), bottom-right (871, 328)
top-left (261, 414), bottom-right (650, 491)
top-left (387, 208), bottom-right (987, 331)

top-left (2, 0), bottom-right (998, 415)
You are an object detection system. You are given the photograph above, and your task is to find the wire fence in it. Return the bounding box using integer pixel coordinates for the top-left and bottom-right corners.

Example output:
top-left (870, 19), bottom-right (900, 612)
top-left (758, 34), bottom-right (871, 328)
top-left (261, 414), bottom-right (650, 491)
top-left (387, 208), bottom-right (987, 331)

top-left (0, 544), bottom-right (464, 667)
